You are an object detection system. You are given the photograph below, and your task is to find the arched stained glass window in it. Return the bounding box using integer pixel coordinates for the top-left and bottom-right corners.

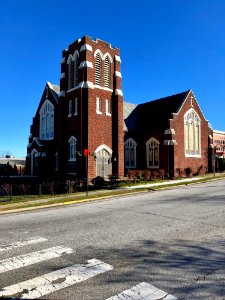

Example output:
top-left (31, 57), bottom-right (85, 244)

top-left (146, 138), bottom-right (159, 168)
top-left (184, 109), bottom-right (201, 156)
top-left (68, 136), bottom-right (77, 161)
top-left (125, 138), bottom-right (137, 168)
top-left (39, 100), bottom-right (54, 140)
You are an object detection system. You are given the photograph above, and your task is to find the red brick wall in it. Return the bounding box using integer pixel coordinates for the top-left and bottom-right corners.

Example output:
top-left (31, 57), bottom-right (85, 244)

top-left (59, 36), bottom-right (124, 179)
top-left (172, 91), bottom-right (210, 176)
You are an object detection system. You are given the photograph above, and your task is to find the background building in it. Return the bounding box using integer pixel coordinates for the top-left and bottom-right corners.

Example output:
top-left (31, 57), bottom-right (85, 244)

top-left (213, 130), bottom-right (225, 158)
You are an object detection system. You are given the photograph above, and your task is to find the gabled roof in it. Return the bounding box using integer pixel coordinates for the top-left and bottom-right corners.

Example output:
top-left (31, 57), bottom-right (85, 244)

top-left (47, 82), bottom-right (60, 101)
top-left (124, 90), bottom-right (190, 132)
top-left (123, 102), bottom-right (137, 131)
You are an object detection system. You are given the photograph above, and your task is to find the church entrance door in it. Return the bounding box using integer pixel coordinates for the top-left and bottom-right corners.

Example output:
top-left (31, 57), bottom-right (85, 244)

top-left (96, 149), bottom-right (112, 178)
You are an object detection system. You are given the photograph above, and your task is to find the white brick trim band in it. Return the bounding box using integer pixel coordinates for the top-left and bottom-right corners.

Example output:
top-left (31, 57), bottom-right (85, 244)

top-left (79, 61), bottom-right (93, 69)
top-left (163, 139), bottom-right (177, 145)
top-left (115, 71), bottom-right (122, 78)
top-left (115, 89), bottom-right (123, 96)
top-left (80, 44), bottom-right (93, 52)
top-left (115, 55), bottom-right (121, 62)
top-left (60, 72), bottom-right (65, 79)
top-left (60, 57), bottom-right (65, 64)
top-left (164, 128), bottom-right (176, 135)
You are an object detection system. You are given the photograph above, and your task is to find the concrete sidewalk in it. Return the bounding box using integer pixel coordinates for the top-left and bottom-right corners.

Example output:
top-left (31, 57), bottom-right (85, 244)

top-left (123, 176), bottom-right (204, 189)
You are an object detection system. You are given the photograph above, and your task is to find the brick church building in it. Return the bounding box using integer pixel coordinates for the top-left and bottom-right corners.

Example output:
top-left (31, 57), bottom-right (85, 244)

top-left (26, 36), bottom-right (212, 180)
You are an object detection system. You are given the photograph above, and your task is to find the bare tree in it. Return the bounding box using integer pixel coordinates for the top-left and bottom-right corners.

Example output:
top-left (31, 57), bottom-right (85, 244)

top-left (0, 150), bottom-right (14, 158)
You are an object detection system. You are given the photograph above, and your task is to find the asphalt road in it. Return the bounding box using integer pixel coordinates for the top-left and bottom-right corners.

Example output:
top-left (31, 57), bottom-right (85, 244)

top-left (0, 179), bottom-right (225, 299)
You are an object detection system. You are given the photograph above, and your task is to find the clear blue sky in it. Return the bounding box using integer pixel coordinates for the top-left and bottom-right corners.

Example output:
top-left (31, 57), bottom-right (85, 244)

top-left (0, 0), bottom-right (224, 158)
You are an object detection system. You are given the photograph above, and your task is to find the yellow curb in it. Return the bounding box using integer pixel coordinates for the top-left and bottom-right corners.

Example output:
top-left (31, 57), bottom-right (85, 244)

top-left (0, 190), bottom-right (147, 215)
top-left (0, 176), bottom-right (224, 215)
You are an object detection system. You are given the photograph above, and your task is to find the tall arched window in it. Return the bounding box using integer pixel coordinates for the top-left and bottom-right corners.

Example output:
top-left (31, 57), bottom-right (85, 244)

top-left (184, 109), bottom-right (201, 156)
top-left (95, 51), bottom-right (102, 86)
top-left (39, 100), bottom-right (54, 140)
top-left (146, 138), bottom-right (159, 168)
top-left (125, 138), bottom-right (137, 168)
top-left (104, 55), bottom-right (111, 88)
top-left (31, 149), bottom-right (38, 176)
top-left (68, 136), bottom-right (77, 161)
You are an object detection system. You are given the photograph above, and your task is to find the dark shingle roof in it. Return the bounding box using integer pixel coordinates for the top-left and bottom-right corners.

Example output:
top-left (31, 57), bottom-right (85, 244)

top-left (124, 90), bottom-right (190, 132)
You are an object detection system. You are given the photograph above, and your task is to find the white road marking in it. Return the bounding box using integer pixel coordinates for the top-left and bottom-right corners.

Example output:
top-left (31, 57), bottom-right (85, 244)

top-left (106, 282), bottom-right (177, 300)
top-left (0, 258), bottom-right (113, 299)
top-left (0, 237), bottom-right (47, 252)
top-left (0, 246), bottom-right (74, 273)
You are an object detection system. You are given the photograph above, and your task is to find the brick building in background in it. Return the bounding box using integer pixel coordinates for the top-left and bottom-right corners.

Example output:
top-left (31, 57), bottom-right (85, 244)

top-left (26, 36), bottom-right (213, 180)
top-left (213, 130), bottom-right (225, 158)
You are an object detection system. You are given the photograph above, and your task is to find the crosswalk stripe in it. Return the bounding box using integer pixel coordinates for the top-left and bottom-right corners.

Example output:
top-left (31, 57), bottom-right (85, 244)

top-left (0, 237), bottom-right (47, 252)
top-left (0, 258), bottom-right (113, 299)
top-left (0, 246), bottom-right (74, 273)
top-left (106, 282), bottom-right (177, 300)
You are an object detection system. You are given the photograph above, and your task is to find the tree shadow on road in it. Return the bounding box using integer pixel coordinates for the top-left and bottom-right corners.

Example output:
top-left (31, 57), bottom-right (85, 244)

top-left (90, 238), bottom-right (225, 299)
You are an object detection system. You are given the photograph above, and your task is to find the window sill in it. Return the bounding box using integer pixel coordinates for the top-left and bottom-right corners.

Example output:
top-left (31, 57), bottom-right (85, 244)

top-left (185, 154), bottom-right (201, 158)
top-left (68, 158), bottom-right (76, 162)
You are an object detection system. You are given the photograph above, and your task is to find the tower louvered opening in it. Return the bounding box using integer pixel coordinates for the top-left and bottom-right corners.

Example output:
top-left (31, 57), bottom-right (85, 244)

top-left (95, 53), bottom-right (102, 86)
top-left (74, 54), bottom-right (79, 86)
top-left (68, 60), bottom-right (75, 89)
top-left (104, 56), bottom-right (111, 88)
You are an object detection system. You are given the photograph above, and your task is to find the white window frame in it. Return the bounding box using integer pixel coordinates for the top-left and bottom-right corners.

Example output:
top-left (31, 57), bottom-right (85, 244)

top-left (125, 138), bottom-right (137, 168)
top-left (105, 99), bottom-right (111, 116)
top-left (74, 98), bottom-right (78, 116)
top-left (146, 137), bottom-right (160, 168)
top-left (184, 109), bottom-right (201, 157)
top-left (68, 136), bottom-right (77, 161)
top-left (68, 100), bottom-right (72, 117)
top-left (96, 97), bottom-right (102, 114)
top-left (39, 100), bottom-right (54, 140)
